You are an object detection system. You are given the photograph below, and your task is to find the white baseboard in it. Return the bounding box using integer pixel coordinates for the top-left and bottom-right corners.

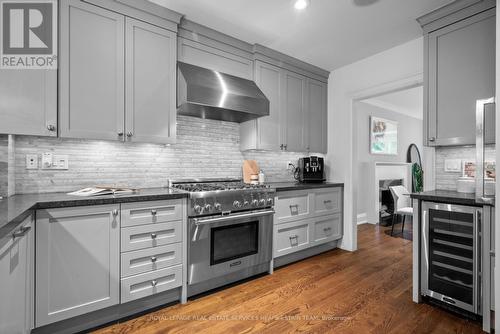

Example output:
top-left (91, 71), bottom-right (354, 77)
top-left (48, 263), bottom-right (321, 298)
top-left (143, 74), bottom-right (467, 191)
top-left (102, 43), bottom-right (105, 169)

top-left (357, 213), bottom-right (368, 225)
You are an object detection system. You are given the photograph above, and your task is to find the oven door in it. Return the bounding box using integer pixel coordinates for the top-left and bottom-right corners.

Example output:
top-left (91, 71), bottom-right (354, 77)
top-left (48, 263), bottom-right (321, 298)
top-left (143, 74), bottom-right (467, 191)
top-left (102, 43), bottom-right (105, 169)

top-left (188, 209), bottom-right (273, 285)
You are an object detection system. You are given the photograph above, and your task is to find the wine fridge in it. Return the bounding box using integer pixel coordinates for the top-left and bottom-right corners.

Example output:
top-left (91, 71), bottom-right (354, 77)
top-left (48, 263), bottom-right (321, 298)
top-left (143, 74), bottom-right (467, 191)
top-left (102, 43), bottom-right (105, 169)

top-left (421, 202), bottom-right (481, 314)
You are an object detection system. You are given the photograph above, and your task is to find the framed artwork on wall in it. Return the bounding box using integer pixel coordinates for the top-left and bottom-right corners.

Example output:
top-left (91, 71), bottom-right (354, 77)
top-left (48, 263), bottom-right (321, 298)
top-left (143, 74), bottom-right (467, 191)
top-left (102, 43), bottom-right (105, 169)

top-left (370, 116), bottom-right (398, 155)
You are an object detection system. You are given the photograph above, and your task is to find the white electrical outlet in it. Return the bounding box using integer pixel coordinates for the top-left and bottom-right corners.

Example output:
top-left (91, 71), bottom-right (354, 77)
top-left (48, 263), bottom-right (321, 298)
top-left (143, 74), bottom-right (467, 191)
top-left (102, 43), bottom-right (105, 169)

top-left (444, 159), bottom-right (462, 173)
top-left (26, 154), bottom-right (38, 169)
top-left (41, 153), bottom-right (69, 170)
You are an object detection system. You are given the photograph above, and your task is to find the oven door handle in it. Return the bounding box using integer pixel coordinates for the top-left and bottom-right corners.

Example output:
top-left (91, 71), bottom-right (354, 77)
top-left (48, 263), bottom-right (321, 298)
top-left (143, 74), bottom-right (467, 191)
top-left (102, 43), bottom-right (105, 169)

top-left (193, 209), bottom-right (275, 226)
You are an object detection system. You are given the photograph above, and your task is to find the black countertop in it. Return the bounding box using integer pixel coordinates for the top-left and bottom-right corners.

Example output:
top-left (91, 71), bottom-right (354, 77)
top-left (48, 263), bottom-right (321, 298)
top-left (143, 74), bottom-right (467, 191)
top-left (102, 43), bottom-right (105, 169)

top-left (0, 188), bottom-right (189, 250)
top-left (269, 181), bottom-right (344, 192)
top-left (410, 190), bottom-right (494, 207)
top-left (0, 181), bottom-right (344, 250)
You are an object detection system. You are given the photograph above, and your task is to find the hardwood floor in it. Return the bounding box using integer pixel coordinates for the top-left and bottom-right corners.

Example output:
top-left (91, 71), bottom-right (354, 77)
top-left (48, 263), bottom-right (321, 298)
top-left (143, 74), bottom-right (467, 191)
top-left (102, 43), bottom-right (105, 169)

top-left (94, 223), bottom-right (483, 334)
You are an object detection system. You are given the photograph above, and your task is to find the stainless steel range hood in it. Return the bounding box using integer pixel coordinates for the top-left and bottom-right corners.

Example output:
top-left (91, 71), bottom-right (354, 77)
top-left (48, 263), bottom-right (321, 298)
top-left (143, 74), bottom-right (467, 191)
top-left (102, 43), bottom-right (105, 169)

top-left (177, 62), bottom-right (269, 123)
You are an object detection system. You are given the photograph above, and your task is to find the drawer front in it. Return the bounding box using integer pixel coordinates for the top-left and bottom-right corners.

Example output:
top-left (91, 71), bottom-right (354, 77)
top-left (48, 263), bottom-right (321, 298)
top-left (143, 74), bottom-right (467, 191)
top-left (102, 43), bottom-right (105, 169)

top-left (275, 191), bottom-right (311, 224)
top-left (274, 221), bottom-right (310, 258)
top-left (121, 243), bottom-right (182, 278)
top-left (314, 189), bottom-right (342, 216)
top-left (121, 221), bottom-right (182, 252)
top-left (313, 214), bottom-right (342, 244)
top-left (120, 264), bottom-right (182, 303)
top-left (121, 200), bottom-right (183, 227)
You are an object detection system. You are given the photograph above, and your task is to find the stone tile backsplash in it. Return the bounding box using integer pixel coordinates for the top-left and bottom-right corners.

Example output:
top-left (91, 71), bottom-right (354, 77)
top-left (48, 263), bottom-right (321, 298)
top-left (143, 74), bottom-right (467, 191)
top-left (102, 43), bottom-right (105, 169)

top-left (435, 145), bottom-right (495, 191)
top-left (10, 116), bottom-right (312, 194)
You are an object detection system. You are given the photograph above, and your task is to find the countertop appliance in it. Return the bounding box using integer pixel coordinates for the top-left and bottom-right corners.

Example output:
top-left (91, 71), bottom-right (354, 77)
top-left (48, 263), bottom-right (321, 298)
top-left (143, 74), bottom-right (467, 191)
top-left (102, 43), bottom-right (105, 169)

top-left (421, 202), bottom-right (481, 314)
top-left (298, 156), bottom-right (325, 183)
top-left (171, 179), bottom-right (275, 297)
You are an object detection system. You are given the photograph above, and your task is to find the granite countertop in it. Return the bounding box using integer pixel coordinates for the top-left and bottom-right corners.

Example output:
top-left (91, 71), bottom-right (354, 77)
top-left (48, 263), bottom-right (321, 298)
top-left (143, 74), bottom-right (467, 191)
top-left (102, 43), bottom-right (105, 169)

top-left (410, 190), bottom-right (494, 207)
top-left (0, 188), bottom-right (189, 250)
top-left (268, 181), bottom-right (344, 192)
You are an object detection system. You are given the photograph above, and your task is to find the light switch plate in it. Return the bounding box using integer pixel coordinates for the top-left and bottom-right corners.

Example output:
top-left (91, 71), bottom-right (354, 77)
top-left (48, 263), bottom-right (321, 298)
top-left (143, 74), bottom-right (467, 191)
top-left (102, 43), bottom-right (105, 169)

top-left (444, 159), bottom-right (462, 173)
top-left (26, 154), bottom-right (38, 169)
top-left (41, 154), bottom-right (69, 170)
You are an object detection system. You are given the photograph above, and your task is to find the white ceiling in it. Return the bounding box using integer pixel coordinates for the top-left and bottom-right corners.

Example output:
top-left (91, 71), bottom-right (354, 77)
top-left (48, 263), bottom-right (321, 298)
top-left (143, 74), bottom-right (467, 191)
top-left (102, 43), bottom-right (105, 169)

top-left (362, 85), bottom-right (423, 120)
top-left (150, 0), bottom-right (454, 71)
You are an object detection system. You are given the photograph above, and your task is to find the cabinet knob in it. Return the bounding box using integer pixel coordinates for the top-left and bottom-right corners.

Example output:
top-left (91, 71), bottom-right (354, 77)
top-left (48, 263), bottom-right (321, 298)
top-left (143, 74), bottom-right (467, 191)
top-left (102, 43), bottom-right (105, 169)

top-left (284, 144), bottom-right (287, 150)
top-left (126, 131), bottom-right (133, 137)
top-left (151, 280), bottom-right (157, 287)
top-left (117, 132), bottom-right (124, 136)
top-left (429, 137), bottom-right (436, 142)
top-left (151, 209), bottom-right (157, 216)
top-left (46, 124), bottom-right (56, 132)
top-left (12, 226), bottom-right (31, 239)
top-left (151, 256), bottom-right (157, 263)
top-left (151, 233), bottom-right (157, 239)
top-left (280, 144), bottom-right (284, 150)
top-left (112, 209), bottom-right (119, 216)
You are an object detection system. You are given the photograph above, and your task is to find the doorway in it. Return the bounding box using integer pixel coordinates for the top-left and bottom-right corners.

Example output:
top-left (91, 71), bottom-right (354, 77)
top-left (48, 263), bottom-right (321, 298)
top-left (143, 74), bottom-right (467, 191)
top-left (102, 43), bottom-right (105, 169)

top-left (352, 84), bottom-right (424, 240)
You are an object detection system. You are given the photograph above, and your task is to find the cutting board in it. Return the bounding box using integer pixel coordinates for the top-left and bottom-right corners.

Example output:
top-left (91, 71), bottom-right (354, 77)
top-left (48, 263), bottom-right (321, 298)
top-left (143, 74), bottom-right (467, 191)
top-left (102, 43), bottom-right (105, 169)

top-left (242, 160), bottom-right (259, 184)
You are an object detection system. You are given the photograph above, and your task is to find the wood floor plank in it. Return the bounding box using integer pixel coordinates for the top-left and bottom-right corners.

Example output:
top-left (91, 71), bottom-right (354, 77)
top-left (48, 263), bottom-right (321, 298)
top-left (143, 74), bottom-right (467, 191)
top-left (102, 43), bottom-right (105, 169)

top-left (94, 223), bottom-right (483, 334)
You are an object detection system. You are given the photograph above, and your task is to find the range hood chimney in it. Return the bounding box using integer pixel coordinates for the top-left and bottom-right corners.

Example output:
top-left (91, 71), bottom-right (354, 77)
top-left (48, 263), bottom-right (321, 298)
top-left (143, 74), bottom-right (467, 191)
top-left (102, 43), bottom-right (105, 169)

top-left (177, 62), bottom-right (270, 123)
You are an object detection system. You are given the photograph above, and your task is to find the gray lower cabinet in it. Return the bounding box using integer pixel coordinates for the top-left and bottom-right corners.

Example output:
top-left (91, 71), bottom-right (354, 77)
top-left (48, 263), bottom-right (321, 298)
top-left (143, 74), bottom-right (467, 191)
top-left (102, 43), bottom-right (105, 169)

top-left (0, 216), bottom-right (33, 334)
top-left (421, 5), bottom-right (495, 146)
top-left (59, 0), bottom-right (177, 143)
top-left (36, 205), bottom-right (120, 327)
top-left (273, 188), bottom-right (343, 260)
top-left (125, 18), bottom-right (177, 144)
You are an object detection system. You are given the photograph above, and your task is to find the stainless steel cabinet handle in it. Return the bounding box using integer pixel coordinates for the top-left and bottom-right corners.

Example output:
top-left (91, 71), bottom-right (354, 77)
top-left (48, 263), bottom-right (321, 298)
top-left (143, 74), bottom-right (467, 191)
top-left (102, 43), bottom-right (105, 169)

top-left (429, 137), bottom-right (436, 142)
top-left (289, 235), bottom-right (298, 240)
top-left (126, 131), bottom-right (133, 137)
top-left (151, 209), bottom-right (157, 216)
top-left (150, 233), bottom-right (157, 239)
top-left (151, 280), bottom-right (157, 287)
top-left (284, 144), bottom-right (287, 150)
top-left (151, 256), bottom-right (157, 263)
top-left (112, 209), bottom-right (119, 216)
top-left (324, 200), bottom-right (332, 204)
top-left (323, 227), bottom-right (332, 232)
top-left (12, 226), bottom-right (31, 239)
top-left (46, 124), bottom-right (56, 132)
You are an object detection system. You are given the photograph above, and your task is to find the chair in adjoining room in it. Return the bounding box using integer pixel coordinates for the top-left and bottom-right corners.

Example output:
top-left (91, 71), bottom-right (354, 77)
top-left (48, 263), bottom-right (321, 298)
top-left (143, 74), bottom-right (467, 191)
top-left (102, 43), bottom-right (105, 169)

top-left (389, 185), bottom-right (413, 236)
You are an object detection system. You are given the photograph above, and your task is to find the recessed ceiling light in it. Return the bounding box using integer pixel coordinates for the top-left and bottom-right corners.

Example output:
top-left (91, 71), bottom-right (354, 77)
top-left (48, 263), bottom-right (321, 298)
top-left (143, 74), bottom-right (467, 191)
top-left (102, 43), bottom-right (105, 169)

top-left (294, 0), bottom-right (310, 10)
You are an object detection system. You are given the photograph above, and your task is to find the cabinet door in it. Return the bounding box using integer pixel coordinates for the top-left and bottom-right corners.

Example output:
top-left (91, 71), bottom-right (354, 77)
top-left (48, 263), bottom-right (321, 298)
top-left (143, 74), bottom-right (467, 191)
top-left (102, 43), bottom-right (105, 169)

top-left (125, 18), bottom-right (177, 144)
top-left (36, 205), bottom-right (120, 327)
top-left (59, 0), bottom-right (125, 141)
top-left (0, 70), bottom-right (57, 136)
top-left (307, 78), bottom-right (327, 153)
top-left (0, 216), bottom-right (33, 334)
top-left (282, 70), bottom-right (307, 152)
top-left (427, 9), bottom-right (495, 146)
top-left (256, 61), bottom-right (283, 150)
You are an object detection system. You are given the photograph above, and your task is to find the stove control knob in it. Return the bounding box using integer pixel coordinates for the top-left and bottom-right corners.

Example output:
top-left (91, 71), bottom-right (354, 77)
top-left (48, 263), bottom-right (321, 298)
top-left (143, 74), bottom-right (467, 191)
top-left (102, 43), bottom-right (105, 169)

top-left (243, 200), bottom-right (249, 207)
top-left (214, 203), bottom-right (222, 211)
top-left (233, 200), bottom-right (242, 209)
top-left (267, 198), bottom-right (274, 206)
top-left (251, 199), bottom-right (259, 207)
top-left (259, 199), bottom-right (266, 206)
top-left (204, 204), bottom-right (213, 212)
top-left (194, 205), bottom-right (203, 214)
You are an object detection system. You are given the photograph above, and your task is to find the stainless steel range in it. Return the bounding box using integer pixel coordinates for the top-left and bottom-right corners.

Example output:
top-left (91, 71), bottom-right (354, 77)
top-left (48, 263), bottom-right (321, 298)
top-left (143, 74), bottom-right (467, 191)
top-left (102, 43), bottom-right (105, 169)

top-left (171, 179), bottom-right (275, 297)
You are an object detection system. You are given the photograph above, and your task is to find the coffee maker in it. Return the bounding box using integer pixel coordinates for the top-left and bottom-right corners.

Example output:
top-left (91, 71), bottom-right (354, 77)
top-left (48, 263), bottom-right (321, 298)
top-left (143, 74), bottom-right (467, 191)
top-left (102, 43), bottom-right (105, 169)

top-left (298, 156), bottom-right (325, 183)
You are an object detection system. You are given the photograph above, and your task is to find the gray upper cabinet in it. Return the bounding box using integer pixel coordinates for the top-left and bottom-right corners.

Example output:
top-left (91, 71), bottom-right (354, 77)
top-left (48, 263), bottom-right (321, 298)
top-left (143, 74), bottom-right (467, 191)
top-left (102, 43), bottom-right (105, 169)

top-left (125, 18), bottom-right (177, 144)
top-left (420, 1), bottom-right (495, 146)
top-left (0, 216), bottom-right (33, 334)
top-left (59, 0), bottom-right (179, 143)
top-left (0, 70), bottom-right (57, 136)
top-left (240, 61), bottom-right (283, 151)
top-left (307, 78), bottom-right (328, 153)
top-left (282, 70), bottom-right (308, 152)
top-left (59, 0), bottom-right (125, 141)
top-left (36, 205), bottom-right (120, 327)
top-left (177, 19), bottom-right (254, 80)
